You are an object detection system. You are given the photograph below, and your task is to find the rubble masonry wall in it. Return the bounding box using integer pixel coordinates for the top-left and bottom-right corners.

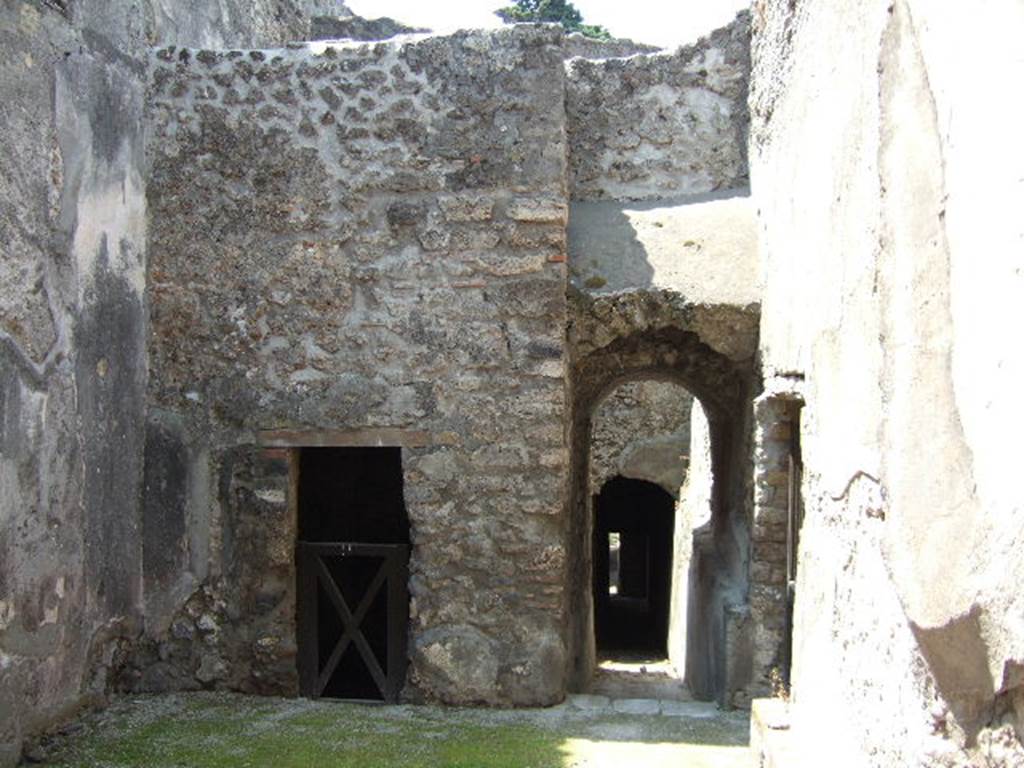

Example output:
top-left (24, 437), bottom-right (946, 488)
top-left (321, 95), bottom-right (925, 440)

top-left (143, 26), bottom-right (571, 706)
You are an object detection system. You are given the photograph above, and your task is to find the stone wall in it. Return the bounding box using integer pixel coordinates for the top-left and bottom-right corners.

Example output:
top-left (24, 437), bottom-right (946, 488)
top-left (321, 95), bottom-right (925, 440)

top-left (562, 32), bottom-right (660, 61)
top-left (143, 26), bottom-right (570, 707)
top-left (589, 381), bottom-right (693, 498)
top-left (1, 5), bottom-right (763, 757)
top-left (748, 391), bottom-right (800, 699)
top-left (0, 0), bottom-right (353, 763)
top-left (565, 12), bottom-right (750, 201)
top-left (751, 0), bottom-right (1024, 764)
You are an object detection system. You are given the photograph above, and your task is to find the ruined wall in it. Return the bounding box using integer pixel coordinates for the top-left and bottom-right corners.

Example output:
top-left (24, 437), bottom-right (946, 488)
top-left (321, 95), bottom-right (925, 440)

top-left (589, 381), bottom-right (693, 498)
top-left (562, 32), bottom-right (660, 61)
top-left (309, 12), bottom-right (428, 42)
top-left (751, 0), bottom-right (1024, 763)
top-left (747, 392), bottom-right (798, 699)
top-left (144, 26), bottom-right (570, 707)
top-left (0, 0), bottom-right (353, 763)
top-left (565, 12), bottom-right (750, 201)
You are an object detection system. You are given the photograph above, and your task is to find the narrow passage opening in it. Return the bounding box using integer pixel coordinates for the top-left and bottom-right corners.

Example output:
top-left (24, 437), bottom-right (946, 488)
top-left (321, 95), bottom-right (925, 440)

top-left (782, 404), bottom-right (803, 688)
top-left (593, 476), bottom-right (674, 657)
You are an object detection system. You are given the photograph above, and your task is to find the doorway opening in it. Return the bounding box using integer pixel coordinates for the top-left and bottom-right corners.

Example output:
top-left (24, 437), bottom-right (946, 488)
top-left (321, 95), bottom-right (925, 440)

top-left (579, 377), bottom-right (715, 701)
top-left (296, 447), bottom-right (410, 702)
top-left (593, 476), bottom-right (674, 656)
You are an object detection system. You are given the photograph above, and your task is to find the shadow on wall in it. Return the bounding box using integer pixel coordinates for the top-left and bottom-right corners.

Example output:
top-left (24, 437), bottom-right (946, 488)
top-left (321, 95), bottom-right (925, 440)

top-left (567, 188), bottom-right (755, 298)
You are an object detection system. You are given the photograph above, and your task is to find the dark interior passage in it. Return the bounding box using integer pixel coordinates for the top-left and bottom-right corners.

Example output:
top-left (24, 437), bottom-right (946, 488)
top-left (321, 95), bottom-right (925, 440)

top-left (298, 447), bottom-right (410, 544)
top-left (593, 476), bottom-right (675, 657)
top-left (297, 448), bottom-right (410, 702)
top-left (593, 479), bottom-right (671, 659)
top-left (782, 404), bottom-right (803, 688)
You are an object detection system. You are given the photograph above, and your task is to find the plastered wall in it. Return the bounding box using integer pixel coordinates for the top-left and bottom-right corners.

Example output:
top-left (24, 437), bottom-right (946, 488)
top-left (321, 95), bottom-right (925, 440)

top-left (751, 0), bottom-right (1024, 763)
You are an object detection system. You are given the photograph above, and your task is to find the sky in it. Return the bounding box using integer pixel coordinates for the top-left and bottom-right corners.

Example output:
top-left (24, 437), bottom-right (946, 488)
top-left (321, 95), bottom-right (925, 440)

top-left (345, 0), bottom-right (750, 50)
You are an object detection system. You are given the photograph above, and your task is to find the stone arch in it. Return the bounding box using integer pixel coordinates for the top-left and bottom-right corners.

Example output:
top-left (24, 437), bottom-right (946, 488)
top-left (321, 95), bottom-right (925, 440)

top-left (566, 288), bottom-right (758, 704)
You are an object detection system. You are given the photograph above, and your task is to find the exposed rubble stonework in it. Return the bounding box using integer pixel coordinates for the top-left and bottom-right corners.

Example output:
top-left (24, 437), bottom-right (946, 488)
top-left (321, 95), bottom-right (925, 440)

top-left (589, 381), bottom-right (694, 499)
top-left (135, 10), bottom-right (761, 720)
top-left (566, 13), bottom-right (750, 201)
top-left (144, 27), bottom-right (571, 708)
top-left (748, 390), bottom-right (801, 699)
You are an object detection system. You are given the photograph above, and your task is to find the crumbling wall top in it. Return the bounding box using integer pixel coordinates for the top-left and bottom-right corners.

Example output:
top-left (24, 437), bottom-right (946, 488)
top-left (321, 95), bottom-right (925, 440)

top-left (566, 12), bottom-right (750, 202)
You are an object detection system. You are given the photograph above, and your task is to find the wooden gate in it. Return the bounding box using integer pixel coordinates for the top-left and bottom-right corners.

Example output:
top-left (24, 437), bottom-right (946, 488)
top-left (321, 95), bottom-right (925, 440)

top-left (297, 542), bottom-right (409, 703)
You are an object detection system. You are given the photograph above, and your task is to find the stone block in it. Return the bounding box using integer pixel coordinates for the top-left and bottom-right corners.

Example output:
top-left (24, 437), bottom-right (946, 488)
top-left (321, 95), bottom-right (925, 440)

top-left (613, 698), bottom-right (661, 715)
top-left (439, 195), bottom-right (494, 222)
top-left (506, 198), bottom-right (568, 224)
top-left (660, 699), bottom-right (719, 719)
top-left (569, 694), bottom-right (611, 711)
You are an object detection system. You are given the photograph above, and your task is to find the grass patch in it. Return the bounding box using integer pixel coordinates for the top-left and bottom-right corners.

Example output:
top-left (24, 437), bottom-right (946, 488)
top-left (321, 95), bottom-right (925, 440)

top-left (40, 693), bottom-right (749, 768)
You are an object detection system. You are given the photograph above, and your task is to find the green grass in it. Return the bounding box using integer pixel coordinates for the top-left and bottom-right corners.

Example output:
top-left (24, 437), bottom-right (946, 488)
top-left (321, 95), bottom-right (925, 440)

top-left (40, 693), bottom-right (750, 768)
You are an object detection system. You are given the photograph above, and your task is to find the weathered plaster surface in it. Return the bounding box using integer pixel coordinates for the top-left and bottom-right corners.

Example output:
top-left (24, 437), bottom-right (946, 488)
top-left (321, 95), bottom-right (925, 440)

top-left (0, 1), bottom-right (357, 763)
top-left (568, 191), bottom-right (759, 304)
top-left (0, 7), bottom-right (148, 764)
top-left (751, 0), bottom-right (1024, 763)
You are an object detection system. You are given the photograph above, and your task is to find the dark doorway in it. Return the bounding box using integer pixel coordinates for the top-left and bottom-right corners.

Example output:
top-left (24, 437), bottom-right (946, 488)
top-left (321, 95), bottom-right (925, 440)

top-left (296, 447), bottom-right (410, 702)
top-left (782, 405), bottom-right (803, 687)
top-left (593, 476), bottom-right (674, 656)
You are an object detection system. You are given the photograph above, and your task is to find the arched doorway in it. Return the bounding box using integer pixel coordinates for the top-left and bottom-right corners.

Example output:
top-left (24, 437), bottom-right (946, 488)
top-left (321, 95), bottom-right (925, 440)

top-left (565, 308), bottom-right (757, 704)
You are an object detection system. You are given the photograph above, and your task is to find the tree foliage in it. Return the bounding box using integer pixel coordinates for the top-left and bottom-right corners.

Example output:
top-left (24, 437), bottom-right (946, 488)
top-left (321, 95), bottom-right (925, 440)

top-left (495, 0), bottom-right (612, 40)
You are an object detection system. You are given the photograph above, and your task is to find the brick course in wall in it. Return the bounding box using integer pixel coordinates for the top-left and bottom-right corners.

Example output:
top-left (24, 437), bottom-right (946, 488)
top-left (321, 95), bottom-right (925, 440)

top-left (749, 393), bottom-right (801, 698)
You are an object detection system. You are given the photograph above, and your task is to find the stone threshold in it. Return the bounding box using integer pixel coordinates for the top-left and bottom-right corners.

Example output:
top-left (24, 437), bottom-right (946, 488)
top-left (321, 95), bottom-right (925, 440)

top-left (566, 694), bottom-right (720, 719)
